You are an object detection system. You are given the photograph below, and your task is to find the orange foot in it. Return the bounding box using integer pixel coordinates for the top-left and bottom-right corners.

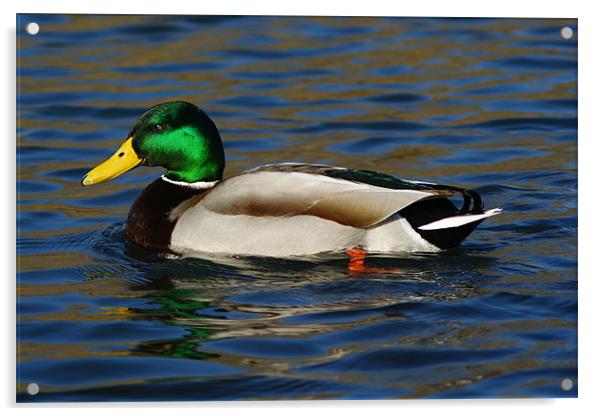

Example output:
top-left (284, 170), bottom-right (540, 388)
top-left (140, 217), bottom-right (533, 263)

top-left (345, 248), bottom-right (405, 275)
top-left (346, 248), bottom-right (368, 273)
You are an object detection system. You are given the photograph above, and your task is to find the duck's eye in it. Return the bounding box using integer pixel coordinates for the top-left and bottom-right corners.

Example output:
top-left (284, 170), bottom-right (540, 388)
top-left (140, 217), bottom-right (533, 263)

top-left (154, 123), bottom-right (164, 131)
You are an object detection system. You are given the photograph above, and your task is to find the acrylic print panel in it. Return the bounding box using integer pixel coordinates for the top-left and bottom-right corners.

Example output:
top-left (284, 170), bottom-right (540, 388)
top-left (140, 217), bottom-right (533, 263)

top-left (16, 14), bottom-right (577, 402)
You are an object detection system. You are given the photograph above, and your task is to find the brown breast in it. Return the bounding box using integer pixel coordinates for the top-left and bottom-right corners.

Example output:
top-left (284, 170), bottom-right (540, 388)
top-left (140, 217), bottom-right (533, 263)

top-left (125, 178), bottom-right (208, 253)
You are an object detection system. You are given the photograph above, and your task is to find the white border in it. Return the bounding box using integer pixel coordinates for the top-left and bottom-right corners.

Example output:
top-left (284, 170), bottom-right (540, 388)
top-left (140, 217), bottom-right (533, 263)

top-left (4, 0), bottom-right (584, 17)
top-left (4, 1), bottom-right (600, 415)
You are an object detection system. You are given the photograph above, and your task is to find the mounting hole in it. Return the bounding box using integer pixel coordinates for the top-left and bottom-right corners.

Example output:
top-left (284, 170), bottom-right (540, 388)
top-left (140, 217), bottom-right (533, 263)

top-left (27, 383), bottom-right (39, 395)
top-left (26, 22), bottom-right (40, 36)
top-left (561, 378), bottom-right (574, 391)
top-left (560, 26), bottom-right (573, 40)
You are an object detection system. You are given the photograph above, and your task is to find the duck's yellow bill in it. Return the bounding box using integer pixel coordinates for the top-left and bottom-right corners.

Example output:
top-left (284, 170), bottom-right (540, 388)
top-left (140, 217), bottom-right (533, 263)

top-left (81, 137), bottom-right (143, 186)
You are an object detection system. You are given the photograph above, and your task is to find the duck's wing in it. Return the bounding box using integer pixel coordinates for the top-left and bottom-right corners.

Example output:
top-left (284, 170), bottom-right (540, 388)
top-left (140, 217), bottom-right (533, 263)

top-left (197, 163), bottom-right (479, 229)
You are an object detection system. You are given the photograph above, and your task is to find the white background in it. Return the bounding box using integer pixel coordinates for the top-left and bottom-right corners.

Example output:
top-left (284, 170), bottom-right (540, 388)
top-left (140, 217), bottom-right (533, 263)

top-left (3, 0), bottom-right (600, 414)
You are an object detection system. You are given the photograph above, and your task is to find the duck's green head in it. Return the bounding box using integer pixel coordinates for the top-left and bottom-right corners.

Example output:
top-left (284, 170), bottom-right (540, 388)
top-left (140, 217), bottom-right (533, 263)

top-left (82, 101), bottom-right (225, 186)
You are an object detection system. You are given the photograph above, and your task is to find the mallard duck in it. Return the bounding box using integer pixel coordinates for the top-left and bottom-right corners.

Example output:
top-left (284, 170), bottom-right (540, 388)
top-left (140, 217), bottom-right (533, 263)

top-left (82, 101), bottom-right (501, 257)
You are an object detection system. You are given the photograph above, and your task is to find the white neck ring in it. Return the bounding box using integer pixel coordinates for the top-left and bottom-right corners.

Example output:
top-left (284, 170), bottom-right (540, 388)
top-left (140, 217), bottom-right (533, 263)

top-left (161, 175), bottom-right (219, 190)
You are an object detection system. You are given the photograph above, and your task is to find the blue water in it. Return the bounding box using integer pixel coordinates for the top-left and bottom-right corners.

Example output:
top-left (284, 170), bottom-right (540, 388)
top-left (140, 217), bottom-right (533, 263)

top-left (16, 15), bottom-right (577, 401)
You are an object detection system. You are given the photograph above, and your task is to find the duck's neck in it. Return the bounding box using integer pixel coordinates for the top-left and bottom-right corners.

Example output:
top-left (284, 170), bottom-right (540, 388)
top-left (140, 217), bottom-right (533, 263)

top-left (163, 162), bottom-right (223, 183)
top-left (125, 178), bottom-right (214, 253)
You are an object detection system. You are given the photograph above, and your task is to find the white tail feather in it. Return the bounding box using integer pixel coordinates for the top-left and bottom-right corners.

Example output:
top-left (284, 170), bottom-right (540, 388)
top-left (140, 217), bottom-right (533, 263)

top-left (418, 208), bottom-right (503, 231)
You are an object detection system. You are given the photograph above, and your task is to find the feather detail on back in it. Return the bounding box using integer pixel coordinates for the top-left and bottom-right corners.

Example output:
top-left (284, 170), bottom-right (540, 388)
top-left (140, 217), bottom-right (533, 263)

top-left (195, 170), bottom-right (439, 228)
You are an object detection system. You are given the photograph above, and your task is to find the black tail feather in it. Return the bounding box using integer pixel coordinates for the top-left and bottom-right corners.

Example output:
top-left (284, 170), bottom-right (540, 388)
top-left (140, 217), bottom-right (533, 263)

top-left (427, 184), bottom-right (484, 214)
top-left (399, 188), bottom-right (485, 250)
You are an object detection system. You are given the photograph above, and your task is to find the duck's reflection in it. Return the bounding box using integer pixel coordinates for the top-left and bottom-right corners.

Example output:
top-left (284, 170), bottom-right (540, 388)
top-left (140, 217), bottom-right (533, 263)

top-left (115, 246), bottom-right (498, 373)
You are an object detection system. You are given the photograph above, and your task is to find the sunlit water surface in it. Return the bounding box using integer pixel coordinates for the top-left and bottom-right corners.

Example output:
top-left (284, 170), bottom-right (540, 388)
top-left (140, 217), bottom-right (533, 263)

top-left (17, 15), bottom-right (577, 401)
